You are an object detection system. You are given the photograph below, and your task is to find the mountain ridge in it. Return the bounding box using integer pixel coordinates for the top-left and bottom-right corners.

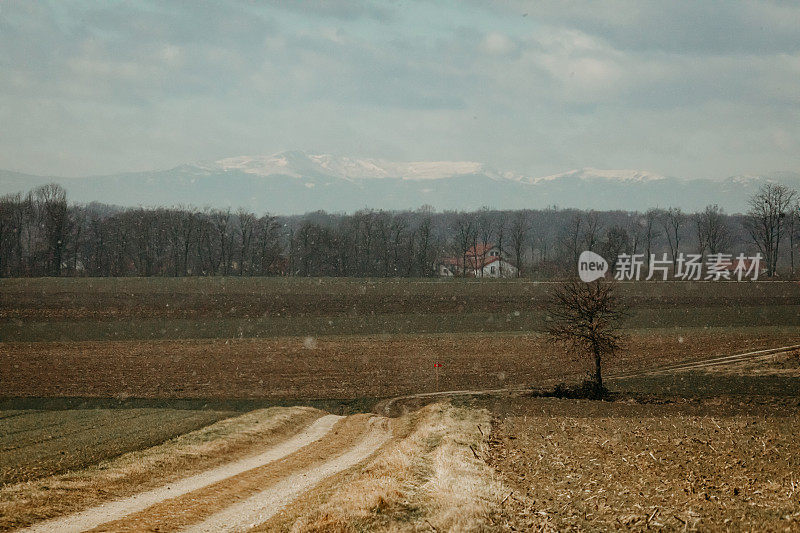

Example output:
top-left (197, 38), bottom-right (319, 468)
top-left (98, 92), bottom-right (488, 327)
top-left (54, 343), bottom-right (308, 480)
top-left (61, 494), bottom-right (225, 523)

top-left (1, 151), bottom-right (799, 215)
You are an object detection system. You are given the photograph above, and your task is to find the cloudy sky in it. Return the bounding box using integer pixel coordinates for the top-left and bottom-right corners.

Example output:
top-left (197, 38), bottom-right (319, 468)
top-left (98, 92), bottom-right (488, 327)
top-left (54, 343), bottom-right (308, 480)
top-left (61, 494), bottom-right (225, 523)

top-left (1, 0), bottom-right (799, 179)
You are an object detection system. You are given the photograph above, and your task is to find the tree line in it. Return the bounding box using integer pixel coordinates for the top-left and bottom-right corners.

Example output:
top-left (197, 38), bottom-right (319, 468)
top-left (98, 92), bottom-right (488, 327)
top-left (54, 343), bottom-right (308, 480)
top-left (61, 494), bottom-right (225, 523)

top-left (0, 183), bottom-right (797, 278)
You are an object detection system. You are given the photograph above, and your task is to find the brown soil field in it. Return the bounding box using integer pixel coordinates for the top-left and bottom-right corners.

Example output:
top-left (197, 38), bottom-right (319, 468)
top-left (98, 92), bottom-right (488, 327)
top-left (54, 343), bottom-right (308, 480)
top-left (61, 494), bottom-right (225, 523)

top-left (2, 328), bottom-right (799, 401)
top-left (2, 278), bottom-right (797, 321)
top-left (485, 396), bottom-right (800, 531)
top-left (2, 279), bottom-right (798, 344)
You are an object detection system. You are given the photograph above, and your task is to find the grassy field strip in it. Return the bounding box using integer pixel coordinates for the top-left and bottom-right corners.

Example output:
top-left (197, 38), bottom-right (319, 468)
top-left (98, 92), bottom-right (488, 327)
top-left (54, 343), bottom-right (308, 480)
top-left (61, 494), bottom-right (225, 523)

top-left (1, 410), bottom-right (158, 451)
top-left (3, 411), bottom-right (223, 463)
top-left (1, 409), bottom-right (235, 486)
top-left (609, 343), bottom-right (800, 378)
top-left (0, 411), bottom-right (34, 421)
top-left (1, 409), bottom-right (110, 439)
top-left (17, 414), bottom-right (342, 533)
top-left (5, 305), bottom-right (799, 341)
top-left (183, 418), bottom-right (392, 533)
top-left (0, 408), bottom-right (149, 435)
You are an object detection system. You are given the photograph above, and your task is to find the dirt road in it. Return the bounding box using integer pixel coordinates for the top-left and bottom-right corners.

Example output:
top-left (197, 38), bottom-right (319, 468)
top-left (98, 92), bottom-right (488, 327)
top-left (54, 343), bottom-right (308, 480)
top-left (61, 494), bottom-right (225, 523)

top-left (184, 418), bottom-right (391, 532)
top-left (18, 414), bottom-right (390, 533)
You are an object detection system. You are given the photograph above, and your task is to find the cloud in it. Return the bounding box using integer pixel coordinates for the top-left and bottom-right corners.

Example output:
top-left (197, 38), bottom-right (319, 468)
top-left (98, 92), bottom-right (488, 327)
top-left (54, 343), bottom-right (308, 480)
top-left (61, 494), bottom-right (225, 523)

top-left (0, 1), bottom-right (798, 181)
top-left (481, 32), bottom-right (516, 55)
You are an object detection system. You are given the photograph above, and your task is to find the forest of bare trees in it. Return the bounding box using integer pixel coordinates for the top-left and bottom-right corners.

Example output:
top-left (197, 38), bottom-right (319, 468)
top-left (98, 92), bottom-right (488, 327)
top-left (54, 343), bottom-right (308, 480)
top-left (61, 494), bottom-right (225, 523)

top-left (1, 183), bottom-right (798, 279)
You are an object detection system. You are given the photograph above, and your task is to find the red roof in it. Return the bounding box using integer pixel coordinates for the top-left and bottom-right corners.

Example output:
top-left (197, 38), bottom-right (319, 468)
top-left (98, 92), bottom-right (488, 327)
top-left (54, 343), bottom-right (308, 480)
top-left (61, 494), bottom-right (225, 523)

top-left (440, 248), bottom-right (502, 270)
top-left (468, 243), bottom-right (496, 257)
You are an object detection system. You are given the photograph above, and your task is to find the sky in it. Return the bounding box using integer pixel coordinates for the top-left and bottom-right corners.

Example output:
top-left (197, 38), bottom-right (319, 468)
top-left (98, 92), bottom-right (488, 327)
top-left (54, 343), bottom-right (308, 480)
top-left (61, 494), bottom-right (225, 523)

top-left (1, 0), bottom-right (799, 179)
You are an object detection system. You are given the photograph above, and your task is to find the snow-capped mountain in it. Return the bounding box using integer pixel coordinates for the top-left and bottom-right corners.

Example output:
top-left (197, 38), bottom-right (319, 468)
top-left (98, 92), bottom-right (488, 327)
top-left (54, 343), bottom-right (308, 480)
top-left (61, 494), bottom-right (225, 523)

top-left (1, 152), bottom-right (799, 214)
top-left (530, 167), bottom-right (667, 184)
top-left (209, 152), bottom-right (505, 181)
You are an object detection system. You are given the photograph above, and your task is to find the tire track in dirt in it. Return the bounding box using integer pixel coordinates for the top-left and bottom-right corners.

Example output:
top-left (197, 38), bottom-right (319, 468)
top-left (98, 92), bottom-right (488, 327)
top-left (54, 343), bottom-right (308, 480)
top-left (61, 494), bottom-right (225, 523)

top-left (607, 344), bottom-right (800, 378)
top-left (80, 415), bottom-right (388, 532)
top-left (183, 417), bottom-right (391, 533)
top-left (18, 414), bottom-right (341, 533)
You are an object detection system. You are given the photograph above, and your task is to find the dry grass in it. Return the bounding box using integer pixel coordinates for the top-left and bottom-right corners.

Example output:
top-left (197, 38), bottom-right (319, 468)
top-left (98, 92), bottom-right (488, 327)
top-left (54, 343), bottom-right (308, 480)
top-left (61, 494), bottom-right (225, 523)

top-left (0, 406), bottom-right (321, 531)
top-left (265, 402), bottom-right (508, 532)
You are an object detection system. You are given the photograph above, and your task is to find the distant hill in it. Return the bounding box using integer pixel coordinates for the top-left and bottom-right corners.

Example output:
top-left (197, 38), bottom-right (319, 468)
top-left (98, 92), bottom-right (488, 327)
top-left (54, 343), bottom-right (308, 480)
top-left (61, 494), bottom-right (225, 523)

top-left (2, 152), bottom-right (799, 214)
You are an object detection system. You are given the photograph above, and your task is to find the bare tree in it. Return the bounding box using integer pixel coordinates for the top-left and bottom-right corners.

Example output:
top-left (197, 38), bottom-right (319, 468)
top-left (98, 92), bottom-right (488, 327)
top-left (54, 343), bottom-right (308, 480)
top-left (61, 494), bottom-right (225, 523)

top-left (390, 213), bottom-right (409, 277)
top-left (255, 215), bottom-right (283, 275)
top-left (33, 184), bottom-right (69, 276)
top-left (173, 208), bottom-right (197, 276)
top-left (601, 225), bottom-right (631, 271)
top-left (546, 279), bottom-right (626, 398)
top-left (210, 209), bottom-right (236, 276)
top-left (562, 211), bottom-right (603, 268)
top-left (660, 207), bottom-right (685, 268)
top-left (0, 194), bottom-right (21, 276)
top-left (789, 202), bottom-right (799, 277)
top-left (746, 184), bottom-right (797, 277)
top-left (237, 208), bottom-right (257, 275)
top-left (562, 214), bottom-right (584, 268)
top-left (509, 211), bottom-right (528, 277)
top-left (695, 204), bottom-right (731, 257)
top-left (452, 212), bottom-right (477, 277)
top-left (66, 206), bottom-right (86, 275)
top-left (476, 208), bottom-right (495, 277)
top-left (582, 211), bottom-right (601, 252)
top-left (353, 210), bottom-right (376, 276)
top-left (642, 208), bottom-right (661, 270)
top-left (414, 215), bottom-right (434, 276)
top-left (496, 213), bottom-right (507, 276)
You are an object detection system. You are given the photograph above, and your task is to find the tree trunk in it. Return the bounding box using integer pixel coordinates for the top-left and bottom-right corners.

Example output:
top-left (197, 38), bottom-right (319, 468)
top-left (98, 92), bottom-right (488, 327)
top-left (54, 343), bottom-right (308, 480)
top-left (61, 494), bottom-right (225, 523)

top-left (593, 345), bottom-right (603, 398)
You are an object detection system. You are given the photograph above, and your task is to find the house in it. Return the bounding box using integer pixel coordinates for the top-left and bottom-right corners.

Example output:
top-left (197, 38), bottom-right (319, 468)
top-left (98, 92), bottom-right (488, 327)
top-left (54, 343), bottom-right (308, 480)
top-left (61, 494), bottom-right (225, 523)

top-left (437, 244), bottom-right (518, 278)
top-left (474, 255), bottom-right (518, 277)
